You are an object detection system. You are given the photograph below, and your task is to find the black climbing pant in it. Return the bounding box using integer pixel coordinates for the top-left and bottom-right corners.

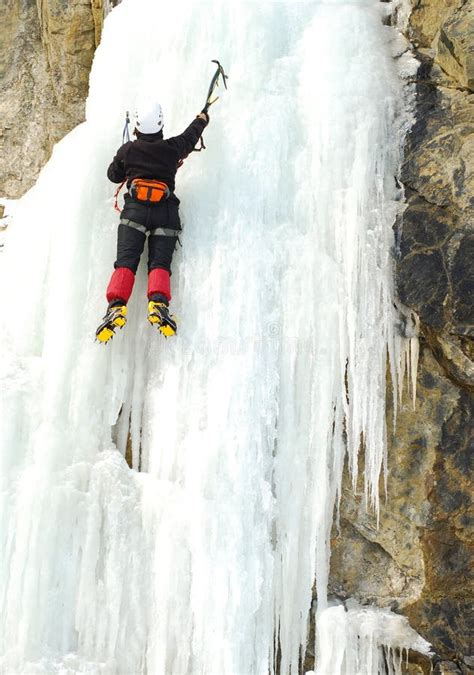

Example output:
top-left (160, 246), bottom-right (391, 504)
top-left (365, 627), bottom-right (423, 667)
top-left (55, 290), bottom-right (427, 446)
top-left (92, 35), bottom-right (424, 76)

top-left (114, 222), bottom-right (178, 273)
top-left (114, 198), bottom-right (181, 274)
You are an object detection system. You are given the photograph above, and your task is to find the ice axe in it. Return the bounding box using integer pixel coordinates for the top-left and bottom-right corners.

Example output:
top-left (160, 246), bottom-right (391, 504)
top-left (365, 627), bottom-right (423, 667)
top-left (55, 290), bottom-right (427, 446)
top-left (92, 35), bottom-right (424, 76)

top-left (202, 59), bottom-right (229, 114)
top-left (190, 60), bottom-right (228, 153)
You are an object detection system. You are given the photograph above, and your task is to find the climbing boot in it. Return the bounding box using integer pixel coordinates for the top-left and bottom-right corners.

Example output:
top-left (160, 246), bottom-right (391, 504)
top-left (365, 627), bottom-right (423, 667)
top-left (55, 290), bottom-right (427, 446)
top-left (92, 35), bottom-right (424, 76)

top-left (148, 297), bottom-right (177, 337)
top-left (96, 302), bottom-right (127, 343)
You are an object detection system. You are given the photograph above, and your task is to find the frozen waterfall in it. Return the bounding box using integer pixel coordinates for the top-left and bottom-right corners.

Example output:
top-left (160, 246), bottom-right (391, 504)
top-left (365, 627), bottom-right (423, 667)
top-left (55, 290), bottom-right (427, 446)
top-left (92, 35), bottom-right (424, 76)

top-left (0, 1), bottom-right (423, 673)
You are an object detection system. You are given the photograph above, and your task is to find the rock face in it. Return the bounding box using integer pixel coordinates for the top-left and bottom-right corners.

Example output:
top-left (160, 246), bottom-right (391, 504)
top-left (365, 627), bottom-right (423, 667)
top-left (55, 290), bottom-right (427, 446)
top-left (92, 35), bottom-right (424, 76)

top-left (328, 0), bottom-right (473, 671)
top-left (399, 82), bottom-right (473, 338)
top-left (399, 5), bottom-right (473, 664)
top-left (398, 0), bottom-right (473, 343)
top-left (329, 348), bottom-right (473, 669)
top-left (0, 0), bottom-right (104, 198)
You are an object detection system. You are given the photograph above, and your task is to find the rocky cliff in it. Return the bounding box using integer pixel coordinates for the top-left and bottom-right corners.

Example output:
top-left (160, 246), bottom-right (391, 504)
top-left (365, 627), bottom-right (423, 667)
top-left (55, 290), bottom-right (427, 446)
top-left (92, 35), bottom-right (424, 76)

top-left (0, 0), bottom-right (105, 198)
top-left (328, 1), bottom-right (473, 672)
top-left (0, 0), bottom-right (472, 672)
top-left (398, 2), bottom-right (472, 670)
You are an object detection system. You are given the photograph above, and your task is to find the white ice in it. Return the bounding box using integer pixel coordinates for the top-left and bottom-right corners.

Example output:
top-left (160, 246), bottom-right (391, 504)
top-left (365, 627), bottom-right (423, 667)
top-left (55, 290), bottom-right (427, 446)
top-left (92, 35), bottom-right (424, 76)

top-left (0, 1), bottom-right (420, 673)
top-left (314, 603), bottom-right (431, 675)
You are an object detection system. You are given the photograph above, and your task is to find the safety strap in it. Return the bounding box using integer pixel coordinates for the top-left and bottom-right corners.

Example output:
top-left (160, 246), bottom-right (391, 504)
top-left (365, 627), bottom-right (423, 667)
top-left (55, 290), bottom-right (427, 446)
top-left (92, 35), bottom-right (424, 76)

top-left (120, 219), bottom-right (180, 238)
top-left (120, 218), bottom-right (147, 233)
top-left (150, 227), bottom-right (181, 237)
top-left (192, 136), bottom-right (206, 153)
top-left (114, 181), bottom-right (127, 213)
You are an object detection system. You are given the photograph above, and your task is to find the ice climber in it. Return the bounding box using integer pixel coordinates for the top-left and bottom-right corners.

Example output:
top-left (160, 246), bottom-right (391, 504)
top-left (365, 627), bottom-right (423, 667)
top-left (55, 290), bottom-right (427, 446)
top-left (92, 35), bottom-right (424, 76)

top-left (96, 102), bottom-right (209, 342)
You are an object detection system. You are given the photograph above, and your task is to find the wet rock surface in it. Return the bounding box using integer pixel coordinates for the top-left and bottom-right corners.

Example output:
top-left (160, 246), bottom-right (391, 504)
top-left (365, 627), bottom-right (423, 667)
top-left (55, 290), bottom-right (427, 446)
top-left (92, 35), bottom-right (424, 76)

top-left (329, 0), bottom-right (474, 668)
top-left (328, 347), bottom-right (473, 668)
top-left (398, 82), bottom-right (473, 336)
top-left (397, 0), bottom-right (473, 356)
top-left (0, 0), bottom-right (103, 198)
top-left (399, 11), bottom-right (473, 658)
top-left (404, 382), bottom-right (473, 663)
top-left (329, 346), bottom-right (473, 662)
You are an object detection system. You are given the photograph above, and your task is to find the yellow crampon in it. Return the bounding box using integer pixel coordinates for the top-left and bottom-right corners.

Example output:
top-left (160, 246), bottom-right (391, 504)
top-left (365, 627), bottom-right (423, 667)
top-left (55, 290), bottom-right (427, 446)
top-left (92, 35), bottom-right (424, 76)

top-left (147, 301), bottom-right (177, 337)
top-left (96, 305), bottom-right (127, 343)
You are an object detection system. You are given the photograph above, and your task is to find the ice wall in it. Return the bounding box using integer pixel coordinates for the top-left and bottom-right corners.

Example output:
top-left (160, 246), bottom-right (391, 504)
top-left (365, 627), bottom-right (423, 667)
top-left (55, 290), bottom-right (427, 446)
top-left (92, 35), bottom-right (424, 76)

top-left (0, 1), bottom-right (417, 673)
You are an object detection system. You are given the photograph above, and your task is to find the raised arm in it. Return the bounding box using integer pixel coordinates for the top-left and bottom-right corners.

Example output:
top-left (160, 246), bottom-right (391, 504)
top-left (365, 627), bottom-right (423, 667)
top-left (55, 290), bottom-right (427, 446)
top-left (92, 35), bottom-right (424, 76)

top-left (166, 114), bottom-right (209, 160)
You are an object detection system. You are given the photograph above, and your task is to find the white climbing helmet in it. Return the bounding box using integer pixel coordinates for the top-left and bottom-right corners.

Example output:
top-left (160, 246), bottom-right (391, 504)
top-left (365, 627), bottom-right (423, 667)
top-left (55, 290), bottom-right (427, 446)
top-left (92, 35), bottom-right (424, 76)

top-left (134, 101), bottom-right (164, 134)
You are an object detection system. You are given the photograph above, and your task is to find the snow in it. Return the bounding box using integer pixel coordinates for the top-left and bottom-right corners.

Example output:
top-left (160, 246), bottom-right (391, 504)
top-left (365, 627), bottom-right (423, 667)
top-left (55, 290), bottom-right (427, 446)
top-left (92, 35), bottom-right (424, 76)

top-left (0, 1), bottom-right (420, 673)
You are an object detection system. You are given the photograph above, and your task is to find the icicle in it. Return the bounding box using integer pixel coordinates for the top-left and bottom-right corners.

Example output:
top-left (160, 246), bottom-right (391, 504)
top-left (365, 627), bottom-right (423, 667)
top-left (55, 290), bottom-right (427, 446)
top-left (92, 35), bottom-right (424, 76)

top-left (409, 315), bottom-right (420, 408)
top-left (393, 304), bottom-right (420, 412)
top-left (314, 604), bottom-right (431, 675)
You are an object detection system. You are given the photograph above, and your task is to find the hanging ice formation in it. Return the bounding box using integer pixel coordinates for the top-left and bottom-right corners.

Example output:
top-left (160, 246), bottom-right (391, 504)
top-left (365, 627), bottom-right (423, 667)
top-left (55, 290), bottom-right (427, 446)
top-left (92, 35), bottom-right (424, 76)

top-left (313, 603), bottom-right (431, 675)
top-left (0, 1), bottom-right (426, 673)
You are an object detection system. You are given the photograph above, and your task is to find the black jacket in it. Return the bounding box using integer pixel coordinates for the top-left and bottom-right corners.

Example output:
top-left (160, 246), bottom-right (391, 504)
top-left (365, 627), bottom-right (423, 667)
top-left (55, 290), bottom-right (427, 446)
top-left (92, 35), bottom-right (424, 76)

top-left (107, 117), bottom-right (207, 192)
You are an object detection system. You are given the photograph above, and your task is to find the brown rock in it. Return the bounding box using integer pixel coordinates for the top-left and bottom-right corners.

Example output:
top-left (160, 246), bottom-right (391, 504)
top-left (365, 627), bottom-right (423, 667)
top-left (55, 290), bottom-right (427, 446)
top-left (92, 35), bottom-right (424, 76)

top-left (403, 665), bottom-right (426, 675)
top-left (404, 377), bottom-right (473, 661)
top-left (0, 0), bottom-right (103, 198)
top-left (399, 0), bottom-right (473, 350)
top-left (409, 0), bottom-right (465, 49)
top-left (422, 326), bottom-right (474, 389)
top-left (329, 348), bottom-right (457, 605)
top-left (396, 189), bottom-right (473, 337)
top-left (408, 0), bottom-right (473, 94)
top-left (433, 662), bottom-right (463, 674)
top-left (404, 650), bottom-right (434, 674)
top-left (397, 30), bottom-right (473, 603)
top-left (437, 3), bottom-right (474, 91)
top-left (329, 346), bottom-right (474, 664)
top-left (401, 85), bottom-right (473, 212)
top-left (329, 518), bottom-right (418, 607)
